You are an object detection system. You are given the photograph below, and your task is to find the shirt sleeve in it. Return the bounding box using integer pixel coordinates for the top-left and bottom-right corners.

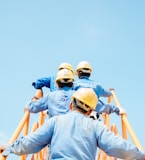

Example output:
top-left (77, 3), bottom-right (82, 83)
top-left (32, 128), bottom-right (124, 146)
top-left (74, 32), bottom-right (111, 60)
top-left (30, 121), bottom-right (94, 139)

top-left (94, 85), bottom-right (112, 98)
top-left (26, 94), bottom-right (49, 113)
top-left (96, 100), bottom-right (120, 115)
top-left (2, 117), bottom-right (56, 156)
top-left (95, 121), bottom-right (145, 160)
top-left (32, 77), bottom-right (51, 89)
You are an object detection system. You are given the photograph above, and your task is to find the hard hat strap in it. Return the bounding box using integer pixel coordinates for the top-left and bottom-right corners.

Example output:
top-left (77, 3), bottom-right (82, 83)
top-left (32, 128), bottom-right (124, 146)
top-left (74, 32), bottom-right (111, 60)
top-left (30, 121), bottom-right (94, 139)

top-left (73, 98), bottom-right (90, 112)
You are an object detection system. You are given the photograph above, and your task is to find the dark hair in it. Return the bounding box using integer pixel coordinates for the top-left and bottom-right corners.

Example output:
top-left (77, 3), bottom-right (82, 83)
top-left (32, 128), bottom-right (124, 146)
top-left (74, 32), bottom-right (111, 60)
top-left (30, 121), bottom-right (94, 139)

top-left (72, 98), bottom-right (87, 114)
top-left (57, 82), bottom-right (73, 88)
top-left (78, 71), bottom-right (90, 78)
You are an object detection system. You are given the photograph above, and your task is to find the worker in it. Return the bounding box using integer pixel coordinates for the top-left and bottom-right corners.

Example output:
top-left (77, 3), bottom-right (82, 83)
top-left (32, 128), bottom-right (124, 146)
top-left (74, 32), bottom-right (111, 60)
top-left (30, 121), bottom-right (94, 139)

top-left (1, 88), bottom-right (145, 160)
top-left (73, 60), bottom-right (112, 98)
top-left (32, 62), bottom-right (74, 92)
top-left (31, 62), bottom-right (74, 101)
top-left (73, 60), bottom-right (126, 119)
top-left (26, 68), bottom-right (75, 117)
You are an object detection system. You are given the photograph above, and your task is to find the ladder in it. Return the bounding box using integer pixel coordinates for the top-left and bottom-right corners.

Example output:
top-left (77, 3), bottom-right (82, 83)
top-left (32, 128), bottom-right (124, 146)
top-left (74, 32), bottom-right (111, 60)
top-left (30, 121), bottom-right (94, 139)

top-left (0, 89), bottom-right (144, 160)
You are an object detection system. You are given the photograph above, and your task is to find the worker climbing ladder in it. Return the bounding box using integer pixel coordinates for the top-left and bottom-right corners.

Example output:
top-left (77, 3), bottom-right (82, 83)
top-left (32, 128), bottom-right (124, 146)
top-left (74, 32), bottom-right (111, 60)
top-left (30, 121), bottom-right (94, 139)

top-left (0, 89), bottom-right (144, 160)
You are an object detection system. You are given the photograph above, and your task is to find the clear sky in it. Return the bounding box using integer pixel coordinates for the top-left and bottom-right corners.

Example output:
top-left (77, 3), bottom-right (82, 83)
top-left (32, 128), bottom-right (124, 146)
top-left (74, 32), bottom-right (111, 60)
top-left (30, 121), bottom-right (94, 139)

top-left (0, 0), bottom-right (145, 159)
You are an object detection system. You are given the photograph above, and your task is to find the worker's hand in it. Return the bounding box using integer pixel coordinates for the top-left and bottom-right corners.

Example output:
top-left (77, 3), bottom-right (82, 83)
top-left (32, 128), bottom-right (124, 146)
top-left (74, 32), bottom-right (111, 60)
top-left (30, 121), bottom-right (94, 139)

top-left (0, 147), bottom-right (3, 154)
top-left (109, 88), bottom-right (114, 91)
top-left (24, 107), bottom-right (28, 112)
top-left (119, 107), bottom-right (127, 115)
top-left (31, 96), bottom-right (40, 101)
top-left (0, 143), bottom-right (8, 154)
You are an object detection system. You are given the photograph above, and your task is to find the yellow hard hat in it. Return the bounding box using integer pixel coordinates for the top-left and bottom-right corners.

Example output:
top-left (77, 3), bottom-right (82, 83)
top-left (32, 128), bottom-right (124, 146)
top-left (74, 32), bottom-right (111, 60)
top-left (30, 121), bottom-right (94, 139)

top-left (72, 88), bottom-right (98, 111)
top-left (56, 68), bottom-right (74, 83)
top-left (58, 63), bottom-right (74, 75)
top-left (76, 61), bottom-right (92, 74)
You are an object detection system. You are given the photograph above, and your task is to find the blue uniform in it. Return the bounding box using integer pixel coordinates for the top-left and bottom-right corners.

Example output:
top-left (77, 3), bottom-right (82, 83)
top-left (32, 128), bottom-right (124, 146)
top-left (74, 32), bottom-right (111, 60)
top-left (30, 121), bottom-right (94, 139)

top-left (2, 111), bottom-right (145, 160)
top-left (73, 76), bottom-right (112, 98)
top-left (30, 76), bottom-right (118, 117)
top-left (27, 88), bottom-right (117, 117)
top-left (32, 75), bottom-right (58, 91)
top-left (26, 87), bottom-right (75, 117)
top-left (73, 76), bottom-right (117, 116)
top-left (96, 100), bottom-right (120, 115)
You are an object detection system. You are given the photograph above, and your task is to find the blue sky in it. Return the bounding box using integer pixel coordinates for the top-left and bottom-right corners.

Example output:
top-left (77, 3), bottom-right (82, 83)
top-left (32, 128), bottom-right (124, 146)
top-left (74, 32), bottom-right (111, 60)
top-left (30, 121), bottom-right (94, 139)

top-left (0, 0), bottom-right (145, 159)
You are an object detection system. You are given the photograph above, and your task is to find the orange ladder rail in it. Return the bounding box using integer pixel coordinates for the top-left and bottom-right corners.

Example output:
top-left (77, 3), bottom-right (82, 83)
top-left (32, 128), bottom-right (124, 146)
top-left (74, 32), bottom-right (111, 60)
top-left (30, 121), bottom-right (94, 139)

top-left (110, 89), bottom-right (144, 151)
top-left (0, 110), bottom-right (47, 160)
top-left (96, 89), bottom-right (144, 159)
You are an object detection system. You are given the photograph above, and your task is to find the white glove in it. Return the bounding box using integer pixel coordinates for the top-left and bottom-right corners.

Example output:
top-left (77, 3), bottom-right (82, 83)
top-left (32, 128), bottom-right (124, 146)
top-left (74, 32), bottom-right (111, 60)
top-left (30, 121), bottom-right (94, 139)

top-left (119, 107), bottom-right (127, 115)
top-left (90, 111), bottom-right (98, 120)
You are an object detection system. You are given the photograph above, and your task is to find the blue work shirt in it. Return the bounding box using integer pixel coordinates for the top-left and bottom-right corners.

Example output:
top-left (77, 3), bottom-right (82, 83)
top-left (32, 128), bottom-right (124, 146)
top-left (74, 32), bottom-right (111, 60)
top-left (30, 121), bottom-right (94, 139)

top-left (32, 75), bottom-right (58, 91)
top-left (96, 100), bottom-right (120, 115)
top-left (27, 86), bottom-right (75, 117)
top-left (73, 76), bottom-right (112, 98)
top-left (2, 111), bottom-right (145, 160)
